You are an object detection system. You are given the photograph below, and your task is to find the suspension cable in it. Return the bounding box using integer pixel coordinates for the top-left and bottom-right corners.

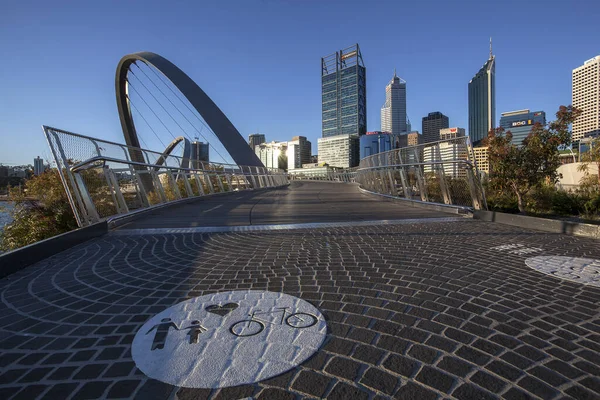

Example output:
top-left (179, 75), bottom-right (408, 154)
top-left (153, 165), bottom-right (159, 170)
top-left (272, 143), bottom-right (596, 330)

top-left (128, 97), bottom-right (167, 149)
top-left (139, 61), bottom-right (232, 163)
top-left (126, 79), bottom-right (179, 144)
top-left (134, 62), bottom-right (230, 164)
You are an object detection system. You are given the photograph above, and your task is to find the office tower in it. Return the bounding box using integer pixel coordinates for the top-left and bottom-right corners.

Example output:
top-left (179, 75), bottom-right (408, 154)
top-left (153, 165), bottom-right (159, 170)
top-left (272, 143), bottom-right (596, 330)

top-left (190, 141), bottom-right (209, 168)
top-left (439, 127), bottom-right (466, 141)
top-left (255, 141), bottom-right (288, 169)
top-left (321, 44), bottom-right (366, 138)
top-left (468, 39), bottom-right (496, 145)
top-left (381, 69), bottom-right (408, 135)
top-left (422, 112), bottom-right (449, 144)
top-left (472, 146), bottom-right (490, 174)
top-left (572, 56), bottom-right (600, 141)
top-left (317, 135), bottom-right (359, 168)
top-left (248, 133), bottom-right (266, 149)
top-left (287, 136), bottom-right (312, 170)
top-left (499, 110), bottom-right (546, 146)
top-left (33, 156), bottom-right (44, 176)
top-left (407, 131), bottom-right (420, 146)
top-left (360, 131), bottom-right (396, 159)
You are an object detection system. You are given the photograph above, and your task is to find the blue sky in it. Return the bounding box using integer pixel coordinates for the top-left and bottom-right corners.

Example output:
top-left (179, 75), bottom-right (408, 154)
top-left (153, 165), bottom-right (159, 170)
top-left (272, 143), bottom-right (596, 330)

top-left (1, 0), bottom-right (599, 165)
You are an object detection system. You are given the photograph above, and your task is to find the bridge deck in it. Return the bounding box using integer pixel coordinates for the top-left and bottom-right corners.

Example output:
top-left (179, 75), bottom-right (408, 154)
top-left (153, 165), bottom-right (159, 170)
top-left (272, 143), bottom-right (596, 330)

top-left (117, 181), bottom-right (451, 229)
top-left (1, 183), bottom-right (599, 400)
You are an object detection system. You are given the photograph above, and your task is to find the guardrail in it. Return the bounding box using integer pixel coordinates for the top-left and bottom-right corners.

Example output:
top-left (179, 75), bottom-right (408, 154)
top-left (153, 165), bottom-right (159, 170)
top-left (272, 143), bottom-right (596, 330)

top-left (43, 126), bottom-right (287, 227)
top-left (355, 136), bottom-right (487, 210)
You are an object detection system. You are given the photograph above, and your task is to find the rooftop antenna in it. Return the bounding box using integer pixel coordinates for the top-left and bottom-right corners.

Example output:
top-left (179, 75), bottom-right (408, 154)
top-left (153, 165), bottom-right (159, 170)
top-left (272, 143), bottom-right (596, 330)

top-left (489, 37), bottom-right (493, 59)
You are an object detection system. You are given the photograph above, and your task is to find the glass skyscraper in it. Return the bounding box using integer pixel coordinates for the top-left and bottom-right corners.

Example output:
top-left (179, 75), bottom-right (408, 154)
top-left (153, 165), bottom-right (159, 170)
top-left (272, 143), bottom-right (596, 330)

top-left (381, 70), bottom-right (408, 135)
top-left (321, 44), bottom-right (366, 138)
top-left (468, 42), bottom-right (496, 145)
top-left (499, 109), bottom-right (546, 146)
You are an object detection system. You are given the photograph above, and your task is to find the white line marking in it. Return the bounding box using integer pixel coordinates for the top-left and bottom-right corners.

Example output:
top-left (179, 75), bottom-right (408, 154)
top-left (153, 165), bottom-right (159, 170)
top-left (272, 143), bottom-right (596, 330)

top-left (203, 204), bottom-right (223, 213)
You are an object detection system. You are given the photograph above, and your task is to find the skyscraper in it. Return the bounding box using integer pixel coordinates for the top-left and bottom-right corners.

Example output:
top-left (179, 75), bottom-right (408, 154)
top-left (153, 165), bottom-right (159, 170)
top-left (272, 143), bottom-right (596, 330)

top-left (191, 141), bottom-right (209, 167)
top-left (499, 109), bottom-right (546, 146)
top-left (287, 136), bottom-right (312, 170)
top-left (468, 39), bottom-right (496, 145)
top-left (422, 112), bottom-right (449, 144)
top-left (572, 56), bottom-right (600, 141)
top-left (33, 156), bottom-right (44, 176)
top-left (381, 70), bottom-right (408, 135)
top-left (321, 44), bottom-right (366, 138)
top-left (248, 133), bottom-right (266, 149)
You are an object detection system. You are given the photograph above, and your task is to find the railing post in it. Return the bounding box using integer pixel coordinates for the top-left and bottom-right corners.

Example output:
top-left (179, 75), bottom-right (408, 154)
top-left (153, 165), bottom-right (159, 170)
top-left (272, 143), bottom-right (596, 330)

top-left (150, 170), bottom-right (167, 203)
top-left (106, 167), bottom-right (129, 214)
top-left (398, 167), bottom-right (411, 199)
top-left (182, 171), bottom-right (193, 197)
top-left (412, 148), bottom-right (428, 202)
top-left (73, 172), bottom-right (101, 222)
top-left (435, 144), bottom-right (452, 205)
top-left (193, 172), bottom-right (205, 195)
top-left (466, 167), bottom-right (483, 210)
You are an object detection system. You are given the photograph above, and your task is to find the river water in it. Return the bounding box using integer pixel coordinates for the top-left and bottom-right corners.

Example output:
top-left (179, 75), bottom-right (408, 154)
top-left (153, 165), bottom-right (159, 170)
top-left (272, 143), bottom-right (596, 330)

top-left (0, 202), bottom-right (14, 232)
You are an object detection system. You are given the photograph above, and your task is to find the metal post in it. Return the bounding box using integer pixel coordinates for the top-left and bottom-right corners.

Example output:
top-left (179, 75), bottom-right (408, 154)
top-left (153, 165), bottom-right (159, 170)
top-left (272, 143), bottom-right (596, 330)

top-left (435, 144), bottom-right (452, 205)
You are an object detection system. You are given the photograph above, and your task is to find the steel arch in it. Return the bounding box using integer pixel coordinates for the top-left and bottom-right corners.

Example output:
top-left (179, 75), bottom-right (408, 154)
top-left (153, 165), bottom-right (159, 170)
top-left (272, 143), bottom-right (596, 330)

top-left (116, 51), bottom-right (262, 167)
top-left (154, 136), bottom-right (192, 170)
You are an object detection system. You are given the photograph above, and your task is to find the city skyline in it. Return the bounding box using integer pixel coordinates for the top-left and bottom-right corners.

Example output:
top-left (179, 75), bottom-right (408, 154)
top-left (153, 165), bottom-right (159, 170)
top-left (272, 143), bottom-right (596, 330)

top-left (1, 1), bottom-right (599, 165)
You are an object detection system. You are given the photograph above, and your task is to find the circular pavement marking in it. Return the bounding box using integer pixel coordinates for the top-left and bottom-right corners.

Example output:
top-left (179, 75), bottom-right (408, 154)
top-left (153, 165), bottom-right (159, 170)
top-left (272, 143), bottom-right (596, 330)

top-left (132, 290), bottom-right (327, 388)
top-left (525, 256), bottom-right (600, 287)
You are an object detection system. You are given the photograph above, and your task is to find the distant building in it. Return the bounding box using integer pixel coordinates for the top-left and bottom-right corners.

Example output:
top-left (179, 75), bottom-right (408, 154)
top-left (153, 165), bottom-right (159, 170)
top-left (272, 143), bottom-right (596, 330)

top-left (472, 146), bottom-right (490, 174)
top-left (248, 133), bottom-right (266, 150)
top-left (499, 110), bottom-right (546, 146)
top-left (422, 112), bottom-right (449, 144)
top-left (424, 142), bottom-right (468, 179)
top-left (318, 135), bottom-right (359, 168)
top-left (34, 156), bottom-right (45, 176)
top-left (468, 40), bottom-right (496, 145)
top-left (191, 141), bottom-right (209, 168)
top-left (572, 56), bottom-right (600, 142)
top-left (287, 136), bottom-right (312, 170)
top-left (310, 155), bottom-right (318, 164)
top-left (255, 141), bottom-right (288, 170)
top-left (439, 127), bottom-right (466, 141)
top-left (360, 131), bottom-right (395, 159)
top-left (381, 70), bottom-right (408, 135)
top-left (321, 44), bottom-right (366, 138)
top-left (407, 131), bottom-right (420, 147)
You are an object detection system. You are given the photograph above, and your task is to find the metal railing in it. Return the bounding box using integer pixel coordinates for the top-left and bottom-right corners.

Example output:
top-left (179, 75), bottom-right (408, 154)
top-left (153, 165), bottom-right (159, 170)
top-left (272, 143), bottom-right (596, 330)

top-left (355, 136), bottom-right (487, 210)
top-left (43, 126), bottom-right (287, 227)
top-left (288, 169), bottom-right (356, 182)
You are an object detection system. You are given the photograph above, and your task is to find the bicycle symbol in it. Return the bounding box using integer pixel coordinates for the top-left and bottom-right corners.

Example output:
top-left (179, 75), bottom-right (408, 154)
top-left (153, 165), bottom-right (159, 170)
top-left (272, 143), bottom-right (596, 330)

top-left (229, 307), bottom-right (318, 337)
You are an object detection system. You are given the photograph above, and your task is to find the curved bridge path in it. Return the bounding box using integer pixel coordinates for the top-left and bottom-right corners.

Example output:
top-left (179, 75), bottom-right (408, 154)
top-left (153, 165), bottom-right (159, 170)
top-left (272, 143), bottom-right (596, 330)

top-left (1, 182), bottom-right (599, 400)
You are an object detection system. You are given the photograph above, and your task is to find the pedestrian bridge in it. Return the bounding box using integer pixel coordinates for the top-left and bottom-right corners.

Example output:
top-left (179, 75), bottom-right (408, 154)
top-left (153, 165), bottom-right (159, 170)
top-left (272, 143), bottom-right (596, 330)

top-left (1, 51), bottom-right (599, 399)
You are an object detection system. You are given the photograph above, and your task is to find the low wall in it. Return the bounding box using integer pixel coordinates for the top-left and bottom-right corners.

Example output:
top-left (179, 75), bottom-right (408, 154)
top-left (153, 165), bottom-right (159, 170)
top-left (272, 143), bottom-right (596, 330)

top-left (474, 210), bottom-right (600, 239)
top-left (0, 222), bottom-right (108, 279)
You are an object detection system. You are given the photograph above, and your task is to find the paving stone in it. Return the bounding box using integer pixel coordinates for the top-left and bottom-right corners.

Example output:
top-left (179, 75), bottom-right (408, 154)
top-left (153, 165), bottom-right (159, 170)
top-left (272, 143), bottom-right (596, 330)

top-left (214, 385), bottom-right (254, 400)
top-left (517, 376), bottom-right (558, 399)
top-left (394, 382), bottom-right (439, 400)
top-left (455, 345), bottom-right (491, 366)
top-left (565, 385), bottom-right (598, 400)
top-left (12, 385), bottom-right (48, 400)
top-left (324, 356), bottom-right (361, 381)
top-left (470, 370), bottom-right (507, 393)
top-left (71, 382), bottom-right (108, 400)
top-left (135, 379), bottom-right (175, 400)
top-left (437, 356), bottom-right (474, 378)
top-left (40, 383), bottom-right (80, 400)
top-left (502, 387), bottom-right (536, 400)
top-left (452, 383), bottom-right (496, 400)
top-left (352, 344), bottom-right (385, 364)
top-left (18, 367), bottom-right (53, 383)
top-left (579, 377), bottom-right (600, 394)
top-left (291, 370), bottom-right (330, 398)
top-left (73, 363), bottom-right (109, 380)
top-left (326, 382), bottom-right (369, 400)
top-left (485, 360), bottom-right (523, 381)
top-left (408, 344), bottom-right (440, 363)
top-left (257, 387), bottom-right (295, 400)
top-left (359, 367), bottom-right (398, 395)
top-left (382, 354), bottom-right (420, 377)
top-left (106, 380), bottom-right (141, 398)
top-left (415, 366), bottom-right (455, 393)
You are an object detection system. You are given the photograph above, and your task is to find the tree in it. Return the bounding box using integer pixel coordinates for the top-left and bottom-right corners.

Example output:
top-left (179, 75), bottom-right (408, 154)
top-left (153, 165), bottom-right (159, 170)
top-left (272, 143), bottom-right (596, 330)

top-left (0, 169), bottom-right (77, 251)
top-left (577, 136), bottom-right (600, 188)
top-left (485, 105), bottom-right (580, 213)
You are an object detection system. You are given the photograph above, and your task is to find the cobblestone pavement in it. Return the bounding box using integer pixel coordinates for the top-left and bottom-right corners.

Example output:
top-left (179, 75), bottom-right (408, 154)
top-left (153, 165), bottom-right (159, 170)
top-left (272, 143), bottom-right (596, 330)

top-left (1, 219), bottom-right (600, 399)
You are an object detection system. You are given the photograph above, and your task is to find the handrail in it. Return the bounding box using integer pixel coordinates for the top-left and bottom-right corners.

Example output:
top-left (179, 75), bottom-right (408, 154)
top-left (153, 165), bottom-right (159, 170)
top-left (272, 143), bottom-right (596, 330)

top-left (70, 155), bottom-right (283, 175)
top-left (357, 159), bottom-right (474, 171)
